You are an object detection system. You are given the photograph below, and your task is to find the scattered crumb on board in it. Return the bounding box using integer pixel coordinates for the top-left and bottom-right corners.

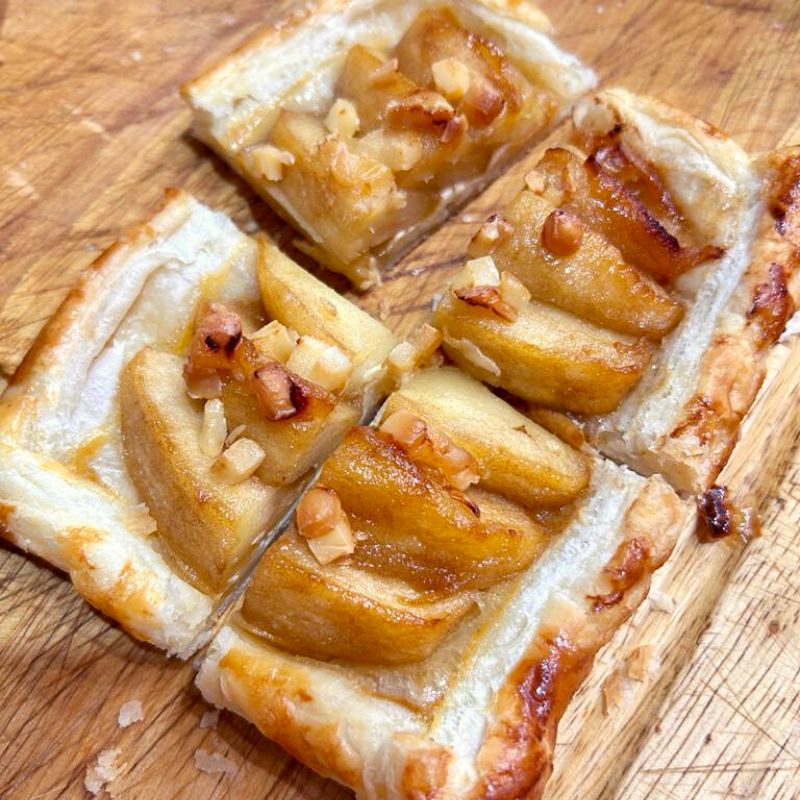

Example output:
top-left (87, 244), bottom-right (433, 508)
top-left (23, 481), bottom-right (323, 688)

top-left (85, 748), bottom-right (123, 796)
top-left (194, 748), bottom-right (236, 776)
top-left (199, 709), bottom-right (220, 730)
top-left (118, 699), bottom-right (144, 728)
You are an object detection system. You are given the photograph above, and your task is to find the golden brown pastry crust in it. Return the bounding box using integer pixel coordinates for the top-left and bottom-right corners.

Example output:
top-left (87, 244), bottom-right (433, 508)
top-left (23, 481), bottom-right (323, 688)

top-left (574, 91), bottom-right (800, 492)
top-left (181, 0), bottom-right (595, 287)
top-left (657, 148), bottom-right (800, 489)
top-left (197, 470), bottom-right (687, 799)
top-left (0, 191), bottom-right (265, 655)
top-left (471, 479), bottom-right (681, 799)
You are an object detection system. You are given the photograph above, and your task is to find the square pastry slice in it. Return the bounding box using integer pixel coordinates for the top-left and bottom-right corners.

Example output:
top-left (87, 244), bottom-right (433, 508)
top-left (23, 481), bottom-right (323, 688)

top-left (197, 366), bottom-right (688, 799)
top-left (0, 190), bottom-right (399, 656)
top-left (182, 0), bottom-right (596, 289)
top-left (433, 89), bottom-right (800, 492)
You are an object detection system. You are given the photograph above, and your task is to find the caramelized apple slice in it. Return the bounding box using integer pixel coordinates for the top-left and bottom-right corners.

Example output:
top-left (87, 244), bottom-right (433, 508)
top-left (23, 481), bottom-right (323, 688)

top-left (319, 427), bottom-right (548, 591)
top-left (266, 111), bottom-right (406, 272)
top-left (394, 7), bottom-right (529, 129)
top-left (382, 367), bottom-right (589, 507)
top-left (534, 147), bottom-right (721, 281)
top-left (256, 237), bottom-right (396, 397)
top-left (434, 292), bottom-right (651, 415)
top-left (475, 190), bottom-right (684, 338)
top-left (119, 348), bottom-right (281, 595)
top-left (336, 44), bottom-right (422, 131)
top-left (240, 531), bottom-right (475, 665)
top-left (220, 372), bottom-right (358, 486)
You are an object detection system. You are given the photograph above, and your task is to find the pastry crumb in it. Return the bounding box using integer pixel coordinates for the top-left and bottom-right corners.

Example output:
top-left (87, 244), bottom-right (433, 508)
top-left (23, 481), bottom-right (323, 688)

top-left (85, 748), bottom-right (123, 796)
top-left (118, 700), bottom-right (144, 728)
top-left (648, 582), bottom-right (675, 613)
top-left (194, 748), bottom-right (236, 776)
top-left (199, 708), bottom-right (220, 729)
top-left (626, 644), bottom-right (659, 682)
top-left (602, 672), bottom-right (625, 715)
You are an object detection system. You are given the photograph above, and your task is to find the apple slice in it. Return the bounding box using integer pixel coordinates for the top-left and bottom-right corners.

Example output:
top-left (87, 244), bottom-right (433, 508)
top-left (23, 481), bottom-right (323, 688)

top-left (477, 189), bottom-right (684, 338)
top-left (267, 110), bottom-right (406, 270)
top-left (534, 147), bottom-right (720, 281)
top-left (336, 44), bottom-right (421, 131)
top-left (119, 348), bottom-right (283, 595)
top-left (433, 291), bottom-right (651, 415)
top-left (318, 426), bottom-right (548, 591)
top-left (239, 531), bottom-right (475, 665)
top-left (394, 7), bottom-right (530, 129)
top-left (381, 367), bottom-right (589, 507)
top-left (256, 236), bottom-right (396, 401)
top-left (220, 376), bottom-right (358, 486)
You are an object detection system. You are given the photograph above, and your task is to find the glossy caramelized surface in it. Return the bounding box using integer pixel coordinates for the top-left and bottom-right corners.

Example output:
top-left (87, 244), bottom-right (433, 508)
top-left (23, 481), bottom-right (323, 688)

top-left (259, 6), bottom-right (557, 282)
top-left (118, 250), bottom-right (394, 596)
top-left (435, 124), bottom-right (726, 416)
top-left (239, 369), bottom-right (589, 665)
top-left (120, 349), bottom-right (281, 595)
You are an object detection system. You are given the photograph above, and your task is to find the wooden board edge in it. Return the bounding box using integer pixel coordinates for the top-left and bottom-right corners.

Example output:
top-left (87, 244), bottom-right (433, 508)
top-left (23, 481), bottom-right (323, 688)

top-left (545, 333), bottom-right (800, 800)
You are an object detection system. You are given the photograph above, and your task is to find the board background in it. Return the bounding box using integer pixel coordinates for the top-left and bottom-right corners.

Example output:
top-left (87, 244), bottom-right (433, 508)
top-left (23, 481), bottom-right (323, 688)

top-left (1, 1), bottom-right (799, 797)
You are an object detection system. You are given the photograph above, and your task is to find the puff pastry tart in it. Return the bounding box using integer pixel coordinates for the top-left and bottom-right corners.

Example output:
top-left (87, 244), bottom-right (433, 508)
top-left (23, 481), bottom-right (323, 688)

top-left (0, 190), bottom-right (399, 656)
top-left (181, 0), bottom-right (596, 289)
top-left (198, 365), bottom-right (687, 800)
top-left (433, 89), bottom-right (800, 492)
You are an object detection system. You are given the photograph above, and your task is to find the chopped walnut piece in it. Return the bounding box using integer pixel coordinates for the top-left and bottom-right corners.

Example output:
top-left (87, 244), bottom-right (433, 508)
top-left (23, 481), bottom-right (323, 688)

top-left (285, 336), bottom-right (352, 392)
top-left (250, 320), bottom-right (298, 363)
top-left (386, 90), bottom-right (454, 129)
top-left (387, 323), bottom-right (443, 381)
top-left (379, 410), bottom-right (479, 491)
top-left (224, 423), bottom-right (246, 448)
top-left (357, 129), bottom-right (424, 172)
top-left (251, 143), bottom-right (295, 181)
top-left (199, 399), bottom-right (227, 458)
top-left (185, 372), bottom-right (223, 400)
top-left (379, 409), bottom-right (428, 451)
top-left (432, 57), bottom-right (471, 100)
top-left (251, 362), bottom-right (298, 421)
top-left (455, 284), bottom-right (518, 322)
top-left (325, 98), bottom-right (360, 138)
top-left (451, 256), bottom-right (500, 290)
top-left (296, 486), bottom-right (355, 564)
top-left (370, 56), bottom-right (400, 85)
top-left (297, 486), bottom-right (347, 539)
top-left (524, 170), bottom-right (547, 194)
top-left (440, 113), bottom-right (468, 144)
top-left (407, 323), bottom-right (443, 362)
top-left (467, 214), bottom-right (513, 258)
top-left (541, 208), bottom-right (583, 256)
top-left (212, 438), bottom-right (265, 484)
top-left (184, 305), bottom-right (244, 398)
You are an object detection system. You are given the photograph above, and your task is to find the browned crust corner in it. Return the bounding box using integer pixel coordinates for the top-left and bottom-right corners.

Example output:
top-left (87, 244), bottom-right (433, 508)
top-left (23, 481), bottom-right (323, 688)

top-left (470, 478), bottom-right (686, 800)
top-left (660, 146), bottom-right (800, 492)
top-left (218, 643), bottom-right (367, 790)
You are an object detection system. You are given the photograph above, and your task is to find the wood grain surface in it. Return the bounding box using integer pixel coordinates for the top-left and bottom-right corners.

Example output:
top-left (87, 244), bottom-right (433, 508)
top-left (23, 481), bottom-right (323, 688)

top-left (1, 1), bottom-right (799, 798)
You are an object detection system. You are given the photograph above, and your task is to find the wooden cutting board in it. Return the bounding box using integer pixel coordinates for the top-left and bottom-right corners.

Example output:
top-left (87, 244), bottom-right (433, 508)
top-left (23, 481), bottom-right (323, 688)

top-left (1, 1), bottom-right (799, 798)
